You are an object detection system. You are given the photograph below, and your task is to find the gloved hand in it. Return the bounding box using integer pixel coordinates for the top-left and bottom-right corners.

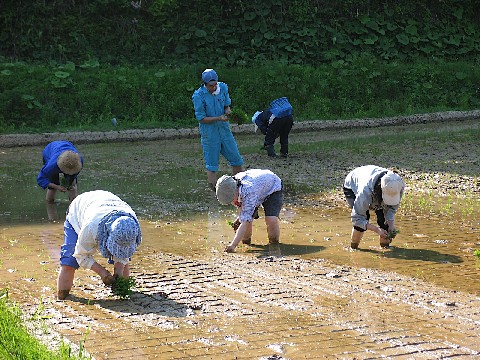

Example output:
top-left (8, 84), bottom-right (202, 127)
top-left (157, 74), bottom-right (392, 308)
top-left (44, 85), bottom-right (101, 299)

top-left (225, 245), bottom-right (235, 253)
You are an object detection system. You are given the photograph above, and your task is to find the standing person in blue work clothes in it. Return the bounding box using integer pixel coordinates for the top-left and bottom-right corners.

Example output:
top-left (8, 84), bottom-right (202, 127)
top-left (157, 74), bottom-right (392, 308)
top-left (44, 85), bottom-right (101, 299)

top-left (343, 165), bottom-right (405, 249)
top-left (37, 140), bottom-right (83, 203)
top-left (192, 69), bottom-right (244, 190)
top-left (252, 97), bottom-right (294, 158)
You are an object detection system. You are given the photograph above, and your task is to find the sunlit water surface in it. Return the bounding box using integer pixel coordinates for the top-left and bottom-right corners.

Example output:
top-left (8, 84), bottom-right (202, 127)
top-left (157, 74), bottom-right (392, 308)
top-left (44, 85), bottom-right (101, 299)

top-left (1, 140), bottom-right (479, 296)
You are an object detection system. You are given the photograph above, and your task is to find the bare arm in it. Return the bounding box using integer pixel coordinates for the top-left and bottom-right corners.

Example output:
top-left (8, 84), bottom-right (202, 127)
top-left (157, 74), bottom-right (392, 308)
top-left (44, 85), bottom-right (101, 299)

top-left (91, 261), bottom-right (114, 285)
top-left (225, 221), bottom-right (250, 253)
top-left (366, 223), bottom-right (388, 238)
top-left (200, 114), bottom-right (229, 124)
top-left (48, 182), bottom-right (68, 192)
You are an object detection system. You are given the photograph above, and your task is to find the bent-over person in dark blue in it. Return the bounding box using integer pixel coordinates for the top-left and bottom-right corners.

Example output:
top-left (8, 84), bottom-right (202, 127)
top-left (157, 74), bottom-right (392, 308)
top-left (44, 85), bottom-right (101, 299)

top-left (37, 140), bottom-right (83, 203)
top-left (252, 97), bottom-right (294, 158)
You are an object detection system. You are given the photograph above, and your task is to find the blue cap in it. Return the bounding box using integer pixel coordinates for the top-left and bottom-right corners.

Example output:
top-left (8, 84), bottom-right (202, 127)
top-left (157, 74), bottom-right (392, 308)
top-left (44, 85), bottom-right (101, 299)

top-left (202, 69), bottom-right (218, 84)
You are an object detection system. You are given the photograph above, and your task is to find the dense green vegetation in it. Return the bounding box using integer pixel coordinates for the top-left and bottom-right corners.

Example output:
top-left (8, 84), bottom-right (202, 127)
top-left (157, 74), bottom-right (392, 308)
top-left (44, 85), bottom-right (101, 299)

top-left (1, 59), bottom-right (479, 134)
top-left (1, 1), bottom-right (478, 134)
top-left (0, 290), bottom-right (89, 359)
top-left (2, 1), bottom-right (479, 65)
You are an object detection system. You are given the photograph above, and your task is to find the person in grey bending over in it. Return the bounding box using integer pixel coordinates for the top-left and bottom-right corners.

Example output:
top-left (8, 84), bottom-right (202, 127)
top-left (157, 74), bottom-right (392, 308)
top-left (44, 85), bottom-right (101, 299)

top-left (343, 165), bottom-right (404, 249)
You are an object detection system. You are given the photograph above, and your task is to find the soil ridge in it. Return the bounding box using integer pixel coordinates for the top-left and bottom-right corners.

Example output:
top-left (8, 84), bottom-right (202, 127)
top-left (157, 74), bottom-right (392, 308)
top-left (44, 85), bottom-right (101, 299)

top-left (1, 110), bottom-right (479, 148)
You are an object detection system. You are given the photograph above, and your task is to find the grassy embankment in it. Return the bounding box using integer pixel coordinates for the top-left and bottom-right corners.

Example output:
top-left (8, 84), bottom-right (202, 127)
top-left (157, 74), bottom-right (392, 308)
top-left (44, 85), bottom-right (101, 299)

top-left (0, 290), bottom-right (90, 360)
top-left (1, 59), bottom-right (479, 134)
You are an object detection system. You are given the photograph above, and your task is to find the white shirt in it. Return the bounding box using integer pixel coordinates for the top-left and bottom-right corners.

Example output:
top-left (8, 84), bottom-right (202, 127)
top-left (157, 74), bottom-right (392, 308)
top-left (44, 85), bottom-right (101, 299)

top-left (237, 169), bottom-right (282, 222)
top-left (66, 190), bottom-right (138, 269)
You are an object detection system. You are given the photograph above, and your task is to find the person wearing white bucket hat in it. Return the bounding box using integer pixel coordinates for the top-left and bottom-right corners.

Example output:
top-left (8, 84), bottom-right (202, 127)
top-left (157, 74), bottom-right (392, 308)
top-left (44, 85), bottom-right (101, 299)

top-left (343, 165), bottom-right (404, 249)
top-left (56, 190), bottom-right (142, 300)
top-left (37, 140), bottom-right (83, 203)
top-left (215, 169), bottom-right (283, 253)
top-left (192, 68), bottom-right (244, 190)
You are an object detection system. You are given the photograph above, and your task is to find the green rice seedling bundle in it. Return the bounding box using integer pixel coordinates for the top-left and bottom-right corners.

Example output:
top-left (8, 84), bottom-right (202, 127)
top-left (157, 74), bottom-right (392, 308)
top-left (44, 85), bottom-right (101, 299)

top-left (111, 276), bottom-right (136, 299)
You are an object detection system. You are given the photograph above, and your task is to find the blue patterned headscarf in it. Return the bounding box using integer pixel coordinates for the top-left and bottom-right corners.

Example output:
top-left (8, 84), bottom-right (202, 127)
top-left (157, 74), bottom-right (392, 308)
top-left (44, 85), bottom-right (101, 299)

top-left (97, 211), bottom-right (142, 261)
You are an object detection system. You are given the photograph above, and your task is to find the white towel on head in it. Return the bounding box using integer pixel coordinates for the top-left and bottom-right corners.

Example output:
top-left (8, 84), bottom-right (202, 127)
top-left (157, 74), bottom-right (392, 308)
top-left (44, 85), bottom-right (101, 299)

top-left (252, 111), bottom-right (261, 133)
top-left (251, 111), bottom-right (261, 124)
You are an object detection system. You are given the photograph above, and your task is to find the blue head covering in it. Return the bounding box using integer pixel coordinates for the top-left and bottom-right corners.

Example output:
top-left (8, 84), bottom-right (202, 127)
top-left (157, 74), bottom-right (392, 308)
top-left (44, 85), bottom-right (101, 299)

top-left (202, 69), bottom-right (218, 84)
top-left (97, 211), bottom-right (142, 261)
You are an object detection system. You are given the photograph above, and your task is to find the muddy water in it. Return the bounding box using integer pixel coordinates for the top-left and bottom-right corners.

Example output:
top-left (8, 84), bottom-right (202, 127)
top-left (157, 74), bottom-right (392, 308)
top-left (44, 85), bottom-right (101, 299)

top-left (1, 124), bottom-right (480, 359)
top-left (1, 200), bottom-right (478, 295)
top-left (1, 206), bottom-right (480, 359)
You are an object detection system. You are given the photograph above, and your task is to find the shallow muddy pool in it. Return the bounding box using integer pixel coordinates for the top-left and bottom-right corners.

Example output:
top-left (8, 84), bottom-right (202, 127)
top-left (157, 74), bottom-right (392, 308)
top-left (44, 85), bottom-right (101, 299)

top-left (1, 135), bottom-right (479, 295)
top-left (1, 197), bottom-right (479, 296)
top-left (1, 122), bottom-right (480, 359)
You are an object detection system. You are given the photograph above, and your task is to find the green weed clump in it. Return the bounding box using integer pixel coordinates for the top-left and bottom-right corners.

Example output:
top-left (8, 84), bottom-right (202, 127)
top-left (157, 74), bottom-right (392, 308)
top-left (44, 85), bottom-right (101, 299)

top-left (474, 249), bottom-right (480, 258)
top-left (1, 59), bottom-right (479, 135)
top-left (59, 175), bottom-right (74, 190)
top-left (111, 276), bottom-right (136, 299)
top-left (0, 289), bottom-right (88, 359)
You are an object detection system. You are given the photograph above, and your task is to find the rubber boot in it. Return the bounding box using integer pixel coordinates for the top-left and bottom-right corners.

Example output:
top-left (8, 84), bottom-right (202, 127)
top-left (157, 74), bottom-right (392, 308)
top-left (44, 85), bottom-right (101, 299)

top-left (57, 289), bottom-right (70, 300)
top-left (242, 237), bottom-right (252, 245)
top-left (268, 237), bottom-right (279, 244)
top-left (266, 145), bottom-right (276, 157)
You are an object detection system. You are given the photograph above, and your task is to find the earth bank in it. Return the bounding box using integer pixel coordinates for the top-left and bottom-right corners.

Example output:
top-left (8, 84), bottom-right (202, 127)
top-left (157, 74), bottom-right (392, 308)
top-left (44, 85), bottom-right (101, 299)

top-left (1, 110), bottom-right (479, 148)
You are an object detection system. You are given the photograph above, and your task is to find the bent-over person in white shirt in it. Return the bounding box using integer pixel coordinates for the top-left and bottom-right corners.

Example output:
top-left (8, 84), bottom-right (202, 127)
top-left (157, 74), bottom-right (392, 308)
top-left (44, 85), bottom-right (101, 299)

top-left (57, 190), bottom-right (142, 300)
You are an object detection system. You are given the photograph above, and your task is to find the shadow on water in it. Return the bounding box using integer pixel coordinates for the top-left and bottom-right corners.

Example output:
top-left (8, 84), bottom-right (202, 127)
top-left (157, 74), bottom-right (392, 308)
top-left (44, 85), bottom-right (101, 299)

top-left (66, 293), bottom-right (192, 317)
top-left (359, 246), bottom-right (463, 263)
top-left (247, 243), bottom-right (326, 257)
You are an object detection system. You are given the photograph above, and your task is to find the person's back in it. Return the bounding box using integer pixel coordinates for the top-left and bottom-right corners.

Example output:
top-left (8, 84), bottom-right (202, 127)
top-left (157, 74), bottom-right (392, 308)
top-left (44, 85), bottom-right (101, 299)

top-left (67, 190), bottom-right (135, 232)
top-left (252, 97), bottom-right (294, 158)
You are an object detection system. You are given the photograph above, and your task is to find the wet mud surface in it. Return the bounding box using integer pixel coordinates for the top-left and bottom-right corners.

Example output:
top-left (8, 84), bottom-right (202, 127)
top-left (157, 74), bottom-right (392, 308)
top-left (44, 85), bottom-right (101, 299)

top-left (1, 117), bottom-right (480, 359)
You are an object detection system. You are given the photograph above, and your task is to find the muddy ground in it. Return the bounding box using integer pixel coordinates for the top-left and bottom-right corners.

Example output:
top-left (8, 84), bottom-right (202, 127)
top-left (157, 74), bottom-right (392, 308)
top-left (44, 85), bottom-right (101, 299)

top-left (1, 113), bottom-right (480, 359)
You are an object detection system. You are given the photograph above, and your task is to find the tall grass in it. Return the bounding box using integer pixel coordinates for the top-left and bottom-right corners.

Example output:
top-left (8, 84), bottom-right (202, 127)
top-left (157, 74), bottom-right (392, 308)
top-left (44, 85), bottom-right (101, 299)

top-left (1, 58), bottom-right (479, 134)
top-left (0, 290), bottom-right (89, 360)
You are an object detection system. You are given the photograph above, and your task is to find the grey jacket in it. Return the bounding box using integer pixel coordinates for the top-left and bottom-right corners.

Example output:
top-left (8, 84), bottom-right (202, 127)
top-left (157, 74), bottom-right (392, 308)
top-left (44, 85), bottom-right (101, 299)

top-left (344, 165), bottom-right (400, 230)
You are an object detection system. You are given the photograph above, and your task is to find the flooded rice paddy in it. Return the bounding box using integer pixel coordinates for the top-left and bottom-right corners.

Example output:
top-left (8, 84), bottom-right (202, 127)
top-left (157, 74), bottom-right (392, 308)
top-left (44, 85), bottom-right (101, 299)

top-left (1, 120), bottom-right (479, 359)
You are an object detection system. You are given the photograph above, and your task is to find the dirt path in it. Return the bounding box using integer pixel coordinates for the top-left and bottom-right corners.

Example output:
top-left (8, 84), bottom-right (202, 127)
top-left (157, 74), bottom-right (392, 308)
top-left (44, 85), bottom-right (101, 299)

top-left (1, 110), bottom-right (479, 148)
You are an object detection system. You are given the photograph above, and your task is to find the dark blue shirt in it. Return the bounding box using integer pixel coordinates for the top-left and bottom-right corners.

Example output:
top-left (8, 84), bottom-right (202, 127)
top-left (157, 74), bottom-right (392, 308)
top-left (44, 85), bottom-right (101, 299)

top-left (37, 141), bottom-right (83, 189)
top-left (254, 110), bottom-right (273, 135)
